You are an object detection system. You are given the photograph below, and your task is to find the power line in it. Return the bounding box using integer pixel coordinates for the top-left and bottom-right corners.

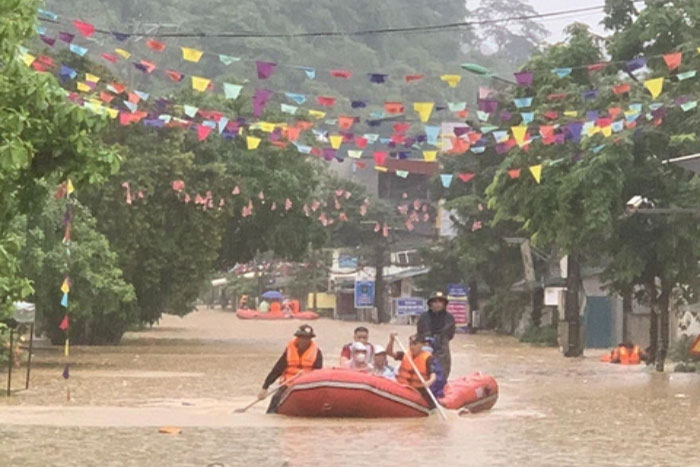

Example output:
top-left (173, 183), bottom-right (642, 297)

top-left (39, 3), bottom-right (642, 40)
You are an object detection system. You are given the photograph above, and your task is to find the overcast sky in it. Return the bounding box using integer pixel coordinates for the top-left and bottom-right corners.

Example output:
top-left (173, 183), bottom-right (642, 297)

top-left (526, 0), bottom-right (608, 42)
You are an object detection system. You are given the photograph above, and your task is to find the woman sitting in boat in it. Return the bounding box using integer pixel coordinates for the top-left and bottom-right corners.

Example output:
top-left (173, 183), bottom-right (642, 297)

top-left (347, 342), bottom-right (372, 371)
top-left (386, 333), bottom-right (437, 408)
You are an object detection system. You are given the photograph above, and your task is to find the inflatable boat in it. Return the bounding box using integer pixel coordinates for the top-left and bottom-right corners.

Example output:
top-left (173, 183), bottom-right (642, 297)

top-left (275, 368), bottom-right (498, 418)
top-left (235, 309), bottom-right (320, 320)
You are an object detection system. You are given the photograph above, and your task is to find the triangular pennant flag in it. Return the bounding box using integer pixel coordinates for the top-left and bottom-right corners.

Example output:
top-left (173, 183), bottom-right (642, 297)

top-left (59, 315), bottom-right (69, 331)
top-left (644, 77), bottom-right (664, 99)
top-left (166, 70), bottom-right (184, 82)
top-left (663, 52), bottom-right (682, 71)
top-left (440, 174), bottom-right (453, 188)
top-left (73, 20), bottom-right (95, 37)
top-left (219, 54), bottom-right (240, 65)
top-left (61, 278), bottom-right (70, 294)
top-left (197, 125), bottom-right (212, 141)
top-left (69, 43), bottom-right (88, 56)
top-left (413, 102), bottom-right (434, 123)
top-left (514, 70), bottom-right (534, 86)
top-left (458, 173), bottom-right (475, 183)
top-left (440, 74), bottom-right (461, 88)
top-left (422, 150), bottom-right (437, 162)
top-left (508, 169), bottom-right (521, 179)
top-left (330, 69), bottom-right (352, 78)
top-left (281, 103), bottom-right (298, 114)
top-left (529, 165), bottom-right (542, 184)
top-left (66, 179), bottom-right (75, 194)
top-left (223, 83), bottom-right (243, 99)
top-left (246, 136), bottom-right (261, 150)
top-left (181, 47), bottom-right (204, 62)
top-left (115, 48), bottom-right (131, 59)
top-left (146, 39), bottom-right (166, 52)
top-left (329, 135), bottom-right (343, 150)
top-left (191, 76), bottom-right (211, 92)
top-left (396, 170), bottom-right (409, 178)
top-left (511, 125), bottom-right (528, 146)
top-left (677, 70), bottom-right (697, 81)
top-left (183, 105), bottom-right (199, 118)
top-left (61, 293), bottom-right (68, 308)
top-left (373, 151), bottom-right (387, 166)
top-left (347, 150), bottom-right (363, 159)
top-left (552, 67), bottom-right (572, 78)
top-left (256, 61), bottom-right (277, 80)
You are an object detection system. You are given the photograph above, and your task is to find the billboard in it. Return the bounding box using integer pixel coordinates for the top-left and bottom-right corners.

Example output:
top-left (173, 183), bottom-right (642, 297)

top-left (354, 280), bottom-right (375, 309)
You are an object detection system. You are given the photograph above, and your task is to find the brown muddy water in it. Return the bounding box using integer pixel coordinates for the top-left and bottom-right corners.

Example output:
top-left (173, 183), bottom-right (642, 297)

top-left (1, 307), bottom-right (699, 467)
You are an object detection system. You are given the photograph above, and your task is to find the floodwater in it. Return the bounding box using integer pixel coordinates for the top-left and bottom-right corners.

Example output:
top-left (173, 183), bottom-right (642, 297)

top-left (1, 308), bottom-right (699, 467)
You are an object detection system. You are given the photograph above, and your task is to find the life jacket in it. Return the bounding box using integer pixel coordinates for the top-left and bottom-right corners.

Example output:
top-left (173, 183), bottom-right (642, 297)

top-left (620, 346), bottom-right (640, 365)
top-left (270, 302), bottom-right (281, 313)
top-left (397, 350), bottom-right (431, 388)
top-left (282, 338), bottom-right (318, 382)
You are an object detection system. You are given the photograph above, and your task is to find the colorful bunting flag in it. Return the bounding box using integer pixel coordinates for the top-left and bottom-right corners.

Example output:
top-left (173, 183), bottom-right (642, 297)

top-left (458, 173), bottom-right (475, 183)
top-left (223, 83), bottom-right (243, 99)
top-left (219, 54), bottom-right (240, 65)
top-left (330, 69), bottom-right (352, 79)
top-left (514, 70), bottom-right (533, 86)
top-left (440, 174), bottom-right (453, 188)
top-left (440, 74), bottom-right (461, 88)
top-left (166, 70), bottom-right (184, 82)
top-left (663, 52), bottom-right (682, 71)
top-left (329, 135), bottom-right (343, 149)
top-left (72, 20), bottom-right (95, 37)
top-left (115, 48), bottom-right (131, 59)
top-left (191, 76), bottom-right (211, 92)
top-left (246, 136), bottom-right (261, 149)
top-left (146, 39), bottom-right (166, 52)
top-left (256, 61), bottom-right (277, 80)
top-left (69, 43), bottom-right (88, 56)
top-left (413, 102), bottom-right (434, 123)
top-left (644, 77), bottom-right (664, 99)
top-left (529, 165), bottom-right (542, 184)
top-left (181, 47), bottom-right (204, 63)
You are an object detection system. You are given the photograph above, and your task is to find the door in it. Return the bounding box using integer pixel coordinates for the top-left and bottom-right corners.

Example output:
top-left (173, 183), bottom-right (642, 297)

top-left (584, 296), bottom-right (613, 348)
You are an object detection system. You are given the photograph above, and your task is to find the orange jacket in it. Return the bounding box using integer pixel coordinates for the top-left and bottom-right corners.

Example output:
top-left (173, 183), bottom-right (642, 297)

top-left (282, 338), bottom-right (318, 382)
top-left (620, 346), bottom-right (641, 365)
top-left (397, 350), bottom-right (431, 388)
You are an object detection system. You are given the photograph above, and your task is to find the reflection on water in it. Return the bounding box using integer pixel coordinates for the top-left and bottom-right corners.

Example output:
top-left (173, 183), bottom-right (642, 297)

top-left (1, 308), bottom-right (698, 466)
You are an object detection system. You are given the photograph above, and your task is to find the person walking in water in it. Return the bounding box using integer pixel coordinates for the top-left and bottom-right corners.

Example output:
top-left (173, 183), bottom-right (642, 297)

top-left (417, 292), bottom-right (455, 379)
top-left (258, 325), bottom-right (323, 413)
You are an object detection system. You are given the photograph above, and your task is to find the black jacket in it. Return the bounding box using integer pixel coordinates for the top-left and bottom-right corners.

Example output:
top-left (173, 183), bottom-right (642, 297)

top-left (417, 310), bottom-right (455, 351)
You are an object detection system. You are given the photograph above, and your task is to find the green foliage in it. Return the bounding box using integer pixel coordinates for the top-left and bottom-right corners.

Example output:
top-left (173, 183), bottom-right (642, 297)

top-left (670, 334), bottom-right (700, 363)
top-left (21, 196), bottom-right (136, 344)
top-left (520, 325), bottom-right (558, 347)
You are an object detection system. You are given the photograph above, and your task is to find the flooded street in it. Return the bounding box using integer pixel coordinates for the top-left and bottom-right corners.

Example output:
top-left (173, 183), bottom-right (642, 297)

top-left (1, 307), bottom-right (699, 467)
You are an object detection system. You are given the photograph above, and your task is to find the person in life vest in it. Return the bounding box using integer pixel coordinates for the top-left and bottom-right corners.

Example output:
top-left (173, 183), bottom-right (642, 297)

top-left (386, 333), bottom-right (438, 408)
top-left (417, 291), bottom-right (456, 379)
top-left (258, 324), bottom-right (323, 413)
top-left (601, 342), bottom-right (646, 364)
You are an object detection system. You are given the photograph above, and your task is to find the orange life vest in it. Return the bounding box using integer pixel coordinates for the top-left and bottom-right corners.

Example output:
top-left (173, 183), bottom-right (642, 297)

top-left (620, 346), bottom-right (641, 365)
top-left (397, 350), bottom-right (431, 388)
top-left (270, 302), bottom-right (281, 313)
top-left (282, 338), bottom-right (318, 382)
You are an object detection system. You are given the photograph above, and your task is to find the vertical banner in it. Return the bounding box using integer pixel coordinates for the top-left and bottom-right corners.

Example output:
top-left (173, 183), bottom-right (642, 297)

top-left (446, 283), bottom-right (469, 326)
top-left (354, 280), bottom-right (375, 309)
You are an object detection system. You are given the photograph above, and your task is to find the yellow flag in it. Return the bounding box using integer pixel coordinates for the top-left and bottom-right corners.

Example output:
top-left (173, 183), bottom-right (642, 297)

top-left (85, 73), bottom-right (100, 83)
top-left (329, 135), bottom-right (343, 149)
top-left (64, 338), bottom-right (70, 357)
top-left (22, 53), bottom-right (36, 67)
top-left (563, 110), bottom-right (578, 118)
top-left (66, 179), bottom-right (75, 194)
top-left (644, 77), bottom-right (664, 99)
top-left (191, 76), bottom-right (211, 92)
top-left (511, 125), bottom-right (528, 146)
top-left (246, 136), bottom-right (261, 150)
top-left (256, 122), bottom-right (276, 133)
top-left (588, 126), bottom-right (600, 136)
top-left (440, 74), bottom-right (462, 88)
top-left (375, 165), bottom-right (388, 172)
top-left (115, 48), bottom-right (131, 59)
top-left (61, 279), bottom-right (70, 294)
top-left (413, 102), bottom-right (434, 123)
top-left (601, 126), bottom-right (612, 138)
top-left (76, 82), bottom-right (91, 92)
top-left (308, 109), bottom-right (326, 119)
top-left (423, 150), bottom-right (437, 162)
top-left (181, 47), bottom-right (204, 63)
top-left (529, 164), bottom-right (542, 184)
top-left (106, 107), bottom-right (119, 119)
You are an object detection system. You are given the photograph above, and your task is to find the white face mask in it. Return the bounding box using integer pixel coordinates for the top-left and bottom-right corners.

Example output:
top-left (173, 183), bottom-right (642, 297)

top-left (354, 353), bottom-right (367, 363)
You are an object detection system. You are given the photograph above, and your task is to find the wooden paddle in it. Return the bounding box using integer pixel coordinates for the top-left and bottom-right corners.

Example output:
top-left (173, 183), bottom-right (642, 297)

top-left (395, 337), bottom-right (448, 421)
top-left (234, 371), bottom-right (305, 413)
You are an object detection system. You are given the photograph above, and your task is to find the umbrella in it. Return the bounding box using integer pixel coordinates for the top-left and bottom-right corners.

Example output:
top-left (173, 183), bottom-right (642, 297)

top-left (261, 290), bottom-right (284, 300)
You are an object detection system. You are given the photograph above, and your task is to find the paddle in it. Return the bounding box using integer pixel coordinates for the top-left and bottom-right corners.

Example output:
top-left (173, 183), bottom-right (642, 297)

top-left (395, 337), bottom-right (448, 421)
top-left (234, 371), bottom-right (305, 413)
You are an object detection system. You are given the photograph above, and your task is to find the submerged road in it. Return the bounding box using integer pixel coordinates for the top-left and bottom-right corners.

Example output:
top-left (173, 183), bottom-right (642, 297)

top-left (1, 307), bottom-right (698, 466)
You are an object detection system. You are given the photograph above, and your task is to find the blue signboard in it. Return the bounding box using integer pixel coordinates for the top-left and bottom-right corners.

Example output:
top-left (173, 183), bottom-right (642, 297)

top-left (446, 283), bottom-right (469, 298)
top-left (338, 255), bottom-right (358, 269)
top-left (354, 280), bottom-right (375, 309)
top-left (396, 297), bottom-right (425, 316)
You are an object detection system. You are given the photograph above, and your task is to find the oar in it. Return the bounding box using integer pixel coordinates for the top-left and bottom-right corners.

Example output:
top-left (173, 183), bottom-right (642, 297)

top-left (234, 371), bottom-right (305, 413)
top-left (395, 337), bottom-right (448, 421)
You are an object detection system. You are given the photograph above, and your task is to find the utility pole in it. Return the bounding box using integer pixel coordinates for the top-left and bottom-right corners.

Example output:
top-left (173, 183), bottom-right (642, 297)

top-left (564, 254), bottom-right (583, 357)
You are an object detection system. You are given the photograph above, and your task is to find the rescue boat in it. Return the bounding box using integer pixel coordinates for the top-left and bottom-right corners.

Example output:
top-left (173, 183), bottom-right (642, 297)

top-left (275, 368), bottom-right (498, 418)
top-left (235, 309), bottom-right (320, 320)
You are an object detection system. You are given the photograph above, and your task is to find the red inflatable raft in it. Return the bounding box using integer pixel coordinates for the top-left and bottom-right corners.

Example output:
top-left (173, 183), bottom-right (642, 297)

top-left (235, 309), bottom-right (319, 320)
top-left (275, 368), bottom-right (498, 418)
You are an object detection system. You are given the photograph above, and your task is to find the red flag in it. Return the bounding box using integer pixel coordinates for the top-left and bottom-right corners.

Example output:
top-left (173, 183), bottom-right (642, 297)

top-left (355, 161), bottom-right (366, 169)
top-left (139, 60), bottom-right (156, 73)
top-left (373, 151), bottom-right (387, 166)
top-left (317, 96), bottom-right (336, 107)
top-left (110, 83), bottom-right (126, 94)
top-left (354, 137), bottom-right (368, 148)
top-left (384, 102), bottom-right (404, 114)
top-left (101, 52), bottom-right (118, 63)
top-left (544, 111), bottom-right (559, 120)
top-left (612, 84), bottom-right (631, 95)
top-left (59, 315), bottom-right (69, 331)
top-left (146, 39), bottom-right (166, 52)
top-left (405, 74), bottom-right (424, 83)
top-left (508, 169), bottom-right (521, 179)
top-left (608, 107), bottom-right (622, 118)
top-left (166, 70), bottom-right (184, 82)
top-left (338, 116), bottom-right (355, 130)
top-left (330, 69), bottom-right (352, 78)
top-left (587, 62), bottom-right (607, 72)
top-left (392, 122), bottom-right (411, 133)
top-left (458, 173), bottom-right (475, 183)
top-left (172, 180), bottom-right (185, 192)
top-left (197, 125), bottom-right (212, 141)
top-left (73, 20), bottom-right (95, 37)
top-left (663, 52), bottom-right (682, 71)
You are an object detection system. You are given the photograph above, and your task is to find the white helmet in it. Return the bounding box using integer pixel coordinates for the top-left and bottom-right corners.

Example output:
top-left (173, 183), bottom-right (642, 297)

top-left (373, 344), bottom-right (387, 355)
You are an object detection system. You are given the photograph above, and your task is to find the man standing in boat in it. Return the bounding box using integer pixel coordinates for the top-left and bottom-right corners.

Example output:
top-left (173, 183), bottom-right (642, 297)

top-left (417, 292), bottom-right (456, 379)
top-left (258, 324), bottom-right (323, 413)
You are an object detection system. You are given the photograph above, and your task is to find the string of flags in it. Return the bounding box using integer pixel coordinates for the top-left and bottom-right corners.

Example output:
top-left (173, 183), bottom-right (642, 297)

top-left (55, 179), bottom-right (75, 401)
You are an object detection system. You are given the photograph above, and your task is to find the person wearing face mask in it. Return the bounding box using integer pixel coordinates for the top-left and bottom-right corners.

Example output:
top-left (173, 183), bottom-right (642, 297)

top-left (417, 292), bottom-right (455, 379)
top-left (339, 326), bottom-right (374, 367)
top-left (348, 341), bottom-right (372, 370)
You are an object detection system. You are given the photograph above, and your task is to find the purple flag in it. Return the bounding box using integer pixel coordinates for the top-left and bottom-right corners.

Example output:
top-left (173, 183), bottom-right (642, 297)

top-left (478, 99), bottom-right (498, 113)
top-left (368, 73), bottom-right (387, 84)
top-left (398, 151), bottom-right (410, 160)
top-left (566, 121), bottom-right (584, 143)
top-left (367, 120), bottom-right (381, 127)
top-left (58, 31), bottom-right (74, 43)
top-left (112, 32), bottom-right (130, 41)
top-left (675, 95), bottom-right (691, 105)
top-left (143, 119), bottom-right (165, 128)
top-left (62, 364), bottom-right (70, 379)
top-left (351, 100), bottom-right (367, 108)
top-left (435, 105), bottom-right (447, 112)
top-left (454, 127), bottom-right (470, 136)
top-left (626, 57), bottom-right (646, 72)
top-left (581, 89), bottom-right (598, 100)
top-left (256, 61), bottom-right (277, 80)
top-left (500, 111), bottom-right (512, 122)
top-left (133, 62), bottom-right (149, 73)
top-left (322, 148), bottom-right (336, 161)
top-left (495, 142), bottom-right (509, 154)
top-left (252, 89), bottom-right (272, 117)
top-left (514, 70), bottom-right (534, 86)
top-left (585, 110), bottom-right (598, 121)
top-left (651, 107), bottom-right (667, 119)
top-left (40, 35), bottom-right (56, 46)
